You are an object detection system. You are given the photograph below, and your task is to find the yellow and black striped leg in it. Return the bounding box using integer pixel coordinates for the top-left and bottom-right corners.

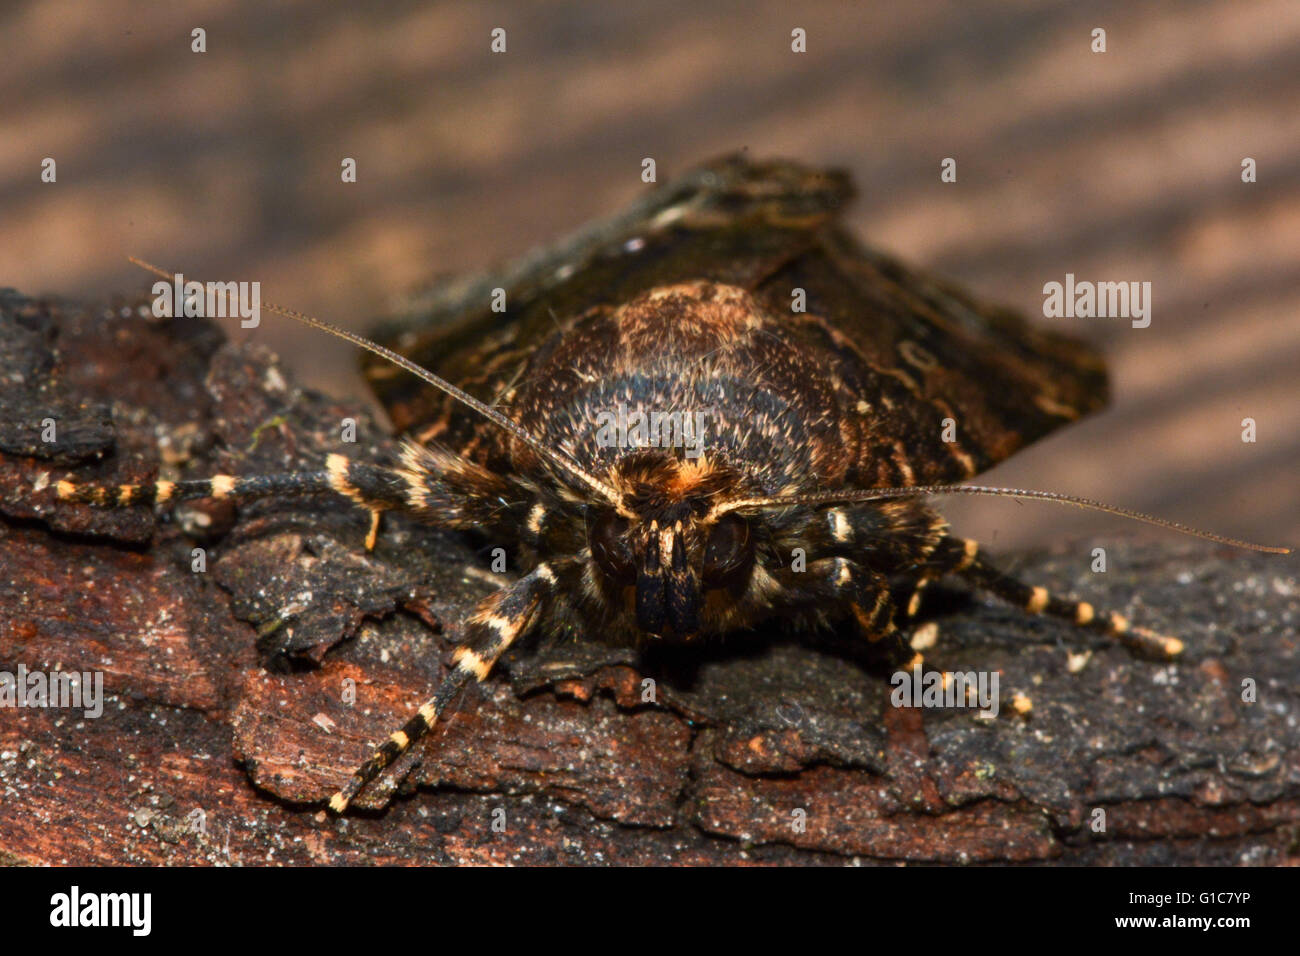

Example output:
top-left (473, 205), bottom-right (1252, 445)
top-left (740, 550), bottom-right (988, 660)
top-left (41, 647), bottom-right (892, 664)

top-left (327, 561), bottom-right (561, 813)
top-left (815, 557), bottom-right (923, 673)
top-left (931, 536), bottom-right (1183, 659)
top-left (54, 453), bottom-right (419, 547)
top-left (55, 449), bottom-right (536, 543)
top-left (901, 573), bottom-right (942, 654)
top-left (56, 470), bottom-right (334, 508)
top-left (902, 575), bottom-right (934, 621)
top-left (899, 565), bottom-right (947, 652)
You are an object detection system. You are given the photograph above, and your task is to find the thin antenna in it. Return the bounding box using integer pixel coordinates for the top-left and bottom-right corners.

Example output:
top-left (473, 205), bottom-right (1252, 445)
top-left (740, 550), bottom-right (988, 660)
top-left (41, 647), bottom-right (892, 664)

top-left (129, 256), bottom-right (625, 507)
top-left (716, 484), bottom-right (1291, 555)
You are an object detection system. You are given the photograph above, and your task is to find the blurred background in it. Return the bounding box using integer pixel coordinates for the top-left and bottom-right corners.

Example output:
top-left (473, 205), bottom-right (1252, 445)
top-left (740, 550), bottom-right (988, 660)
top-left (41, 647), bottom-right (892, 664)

top-left (3, 0), bottom-right (1297, 551)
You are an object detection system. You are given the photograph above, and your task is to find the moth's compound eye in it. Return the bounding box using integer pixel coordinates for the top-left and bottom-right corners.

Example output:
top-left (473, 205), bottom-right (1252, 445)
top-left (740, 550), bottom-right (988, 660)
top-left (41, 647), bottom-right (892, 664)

top-left (703, 514), bottom-right (754, 592)
top-left (589, 511), bottom-right (635, 583)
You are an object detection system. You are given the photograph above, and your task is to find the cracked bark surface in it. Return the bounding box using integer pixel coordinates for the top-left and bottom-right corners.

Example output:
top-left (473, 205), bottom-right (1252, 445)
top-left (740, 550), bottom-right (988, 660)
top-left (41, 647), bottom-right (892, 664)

top-left (1, 290), bottom-right (1297, 866)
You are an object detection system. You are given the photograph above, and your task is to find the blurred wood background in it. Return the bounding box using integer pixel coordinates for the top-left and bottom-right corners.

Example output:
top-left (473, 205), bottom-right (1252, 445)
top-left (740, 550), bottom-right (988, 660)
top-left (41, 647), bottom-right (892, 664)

top-left (3, 0), bottom-right (1297, 550)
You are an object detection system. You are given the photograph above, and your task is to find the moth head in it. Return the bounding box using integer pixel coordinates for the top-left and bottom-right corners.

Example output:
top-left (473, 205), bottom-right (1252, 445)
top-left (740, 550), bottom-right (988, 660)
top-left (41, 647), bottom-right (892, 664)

top-left (588, 451), bottom-right (757, 638)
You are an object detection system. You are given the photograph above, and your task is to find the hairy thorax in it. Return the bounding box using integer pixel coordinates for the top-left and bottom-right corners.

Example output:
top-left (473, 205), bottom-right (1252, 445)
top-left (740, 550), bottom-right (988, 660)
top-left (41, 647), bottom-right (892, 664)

top-left (506, 280), bottom-right (859, 498)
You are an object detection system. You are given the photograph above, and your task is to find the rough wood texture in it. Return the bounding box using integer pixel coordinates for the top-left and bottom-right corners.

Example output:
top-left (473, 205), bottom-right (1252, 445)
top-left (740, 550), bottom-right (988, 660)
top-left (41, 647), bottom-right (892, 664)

top-left (1, 292), bottom-right (1297, 865)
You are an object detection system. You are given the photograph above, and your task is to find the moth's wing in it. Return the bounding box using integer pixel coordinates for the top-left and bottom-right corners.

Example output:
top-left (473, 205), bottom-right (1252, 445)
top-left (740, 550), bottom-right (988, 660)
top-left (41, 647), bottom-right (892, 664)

top-left (748, 225), bottom-right (1109, 486)
top-left (364, 154), bottom-right (1107, 486)
top-left (363, 155), bottom-right (854, 440)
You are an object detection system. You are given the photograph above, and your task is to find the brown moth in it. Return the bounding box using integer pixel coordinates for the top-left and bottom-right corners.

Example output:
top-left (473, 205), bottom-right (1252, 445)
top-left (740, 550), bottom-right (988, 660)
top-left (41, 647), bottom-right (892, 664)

top-left (55, 155), bottom-right (1286, 813)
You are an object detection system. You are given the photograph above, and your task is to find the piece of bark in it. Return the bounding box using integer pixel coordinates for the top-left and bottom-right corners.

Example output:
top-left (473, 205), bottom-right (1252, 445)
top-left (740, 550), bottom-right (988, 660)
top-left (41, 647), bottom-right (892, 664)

top-left (0, 289), bottom-right (1297, 866)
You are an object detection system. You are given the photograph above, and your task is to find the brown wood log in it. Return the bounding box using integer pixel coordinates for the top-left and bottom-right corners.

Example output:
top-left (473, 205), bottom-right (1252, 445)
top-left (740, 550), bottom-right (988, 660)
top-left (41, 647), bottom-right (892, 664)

top-left (1, 290), bottom-right (1297, 865)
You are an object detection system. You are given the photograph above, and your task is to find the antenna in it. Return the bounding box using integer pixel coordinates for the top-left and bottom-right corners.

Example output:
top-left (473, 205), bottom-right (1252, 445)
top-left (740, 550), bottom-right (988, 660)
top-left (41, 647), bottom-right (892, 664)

top-left (717, 484), bottom-right (1291, 555)
top-left (128, 257), bottom-right (625, 508)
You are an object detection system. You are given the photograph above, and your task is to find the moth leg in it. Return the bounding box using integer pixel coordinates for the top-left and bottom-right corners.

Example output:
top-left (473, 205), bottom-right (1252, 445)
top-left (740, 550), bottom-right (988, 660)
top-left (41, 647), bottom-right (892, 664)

top-left (902, 576), bottom-right (934, 621)
top-left (800, 503), bottom-right (946, 662)
top-left (56, 454), bottom-right (420, 549)
top-left (328, 561), bottom-right (560, 813)
top-left (930, 536), bottom-right (1183, 659)
top-left (814, 557), bottom-right (924, 672)
top-left (364, 509), bottom-right (382, 551)
top-left (898, 551), bottom-right (951, 641)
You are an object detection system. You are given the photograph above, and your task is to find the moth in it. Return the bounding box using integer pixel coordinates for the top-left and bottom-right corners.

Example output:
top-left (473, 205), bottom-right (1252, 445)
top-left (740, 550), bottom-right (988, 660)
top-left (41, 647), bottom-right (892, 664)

top-left (54, 155), bottom-right (1287, 814)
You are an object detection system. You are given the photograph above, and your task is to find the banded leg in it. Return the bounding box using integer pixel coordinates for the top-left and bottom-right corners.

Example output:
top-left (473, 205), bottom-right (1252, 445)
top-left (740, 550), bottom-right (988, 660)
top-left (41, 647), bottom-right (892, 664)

top-left (899, 560), bottom-right (949, 626)
top-left (811, 557), bottom-right (922, 672)
top-left (328, 561), bottom-right (561, 813)
top-left (57, 454), bottom-right (425, 550)
top-left (796, 501), bottom-right (946, 615)
top-left (929, 536), bottom-right (1183, 659)
top-left (898, 573), bottom-right (943, 654)
top-left (57, 446), bottom-right (536, 547)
